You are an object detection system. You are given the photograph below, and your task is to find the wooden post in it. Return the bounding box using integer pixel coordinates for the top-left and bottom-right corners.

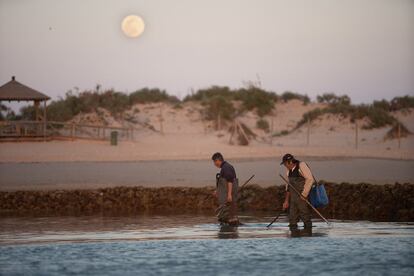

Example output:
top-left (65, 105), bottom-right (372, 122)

top-left (229, 121), bottom-right (236, 144)
top-left (398, 122), bottom-right (401, 149)
top-left (237, 121), bottom-right (250, 145)
top-left (217, 113), bottom-right (221, 131)
top-left (306, 116), bottom-right (310, 146)
top-left (130, 127), bottom-right (133, 140)
top-left (43, 101), bottom-right (47, 141)
top-left (34, 100), bottom-right (40, 121)
top-left (159, 103), bottom-right (164, 135)
top-left (355, 121), bottom-right (358, 150)
top-left (270, 117), bottom-right (274, 145)
top-left (71, 124), bottom-right (75, 141)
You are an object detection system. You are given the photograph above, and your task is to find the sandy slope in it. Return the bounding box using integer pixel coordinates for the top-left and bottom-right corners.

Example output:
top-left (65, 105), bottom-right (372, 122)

top-left (0, 101), bottom-right (413, 162)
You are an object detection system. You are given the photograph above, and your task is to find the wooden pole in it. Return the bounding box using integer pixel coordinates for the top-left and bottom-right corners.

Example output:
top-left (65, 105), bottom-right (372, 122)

top-left (229, 121), bottom-right (236, 144)
top-left (159, 103), bottom-right (164, 135)
top-left (43, 101), bottom-right (47, 141)
top-left (237, 121), bottom-right (250, 145)
top-left (270, 117), bottom-right (274, 145)
top-left (34, 100), bottom-right (40, 121)
top-left (398, 122), bottom-right (401, 149)
top-left (217, 113), bottom-right (221, 131)
top-left (71, 124), bottom-right (75, 141)
top-left (306, 116), bottom-right (310, 146)
top-left (355, 121), bottom-right (358, 150)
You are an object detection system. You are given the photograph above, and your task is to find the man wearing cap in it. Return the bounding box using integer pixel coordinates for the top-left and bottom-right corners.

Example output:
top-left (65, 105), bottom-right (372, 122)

top-left (211, 152), bottom-right (239, 226)
top-left (281, 153), bottom-right (314, 232)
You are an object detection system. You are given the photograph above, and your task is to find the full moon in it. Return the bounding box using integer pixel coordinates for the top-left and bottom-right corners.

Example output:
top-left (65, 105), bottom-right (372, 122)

top-left (121, 15), bottom-right (145, 38)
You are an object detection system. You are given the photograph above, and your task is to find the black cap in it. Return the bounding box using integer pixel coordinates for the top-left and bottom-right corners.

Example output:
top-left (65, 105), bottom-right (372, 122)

top-left (212, 152), bottom-right (224, 161)
top-left (280, 153), bottom-right (294, 165)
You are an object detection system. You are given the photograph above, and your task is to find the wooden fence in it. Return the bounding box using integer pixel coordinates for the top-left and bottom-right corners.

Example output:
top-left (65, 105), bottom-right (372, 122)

top-left (0, 120), bottom-right (134, 141)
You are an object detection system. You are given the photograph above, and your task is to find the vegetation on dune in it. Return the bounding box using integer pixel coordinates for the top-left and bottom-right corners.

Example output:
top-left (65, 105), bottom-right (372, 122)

top-left (203, 95), bottom-right (236, 121)
top-left (2, 83), bottom-right (412, 140)
top-left (280, 91), bottom-right (310, 105)
top-left (292, 94), bottom-right (413, 138)
top-left (185, 85), bottom-right (307, 118)
top-left (16, 87), bottom-right (179, 122)
top-left (317, 93), bottom-right (351, 105)
top-left (256, 118), bottom-right (270, 132)
top-left (129, 88), bottom-right (179, 104)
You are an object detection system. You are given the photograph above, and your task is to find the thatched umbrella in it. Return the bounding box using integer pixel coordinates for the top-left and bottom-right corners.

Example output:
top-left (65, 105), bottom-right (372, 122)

top-left (0, 76), bottom-right (50, 139)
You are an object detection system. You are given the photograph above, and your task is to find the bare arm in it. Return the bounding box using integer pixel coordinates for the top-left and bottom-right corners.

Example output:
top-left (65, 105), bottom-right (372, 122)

top-left (283, 191), bottom-right (290, 210)
top-left (227, 182), bottom-right (233, 202)
top-left (299, 162), bottom-right (314, 198)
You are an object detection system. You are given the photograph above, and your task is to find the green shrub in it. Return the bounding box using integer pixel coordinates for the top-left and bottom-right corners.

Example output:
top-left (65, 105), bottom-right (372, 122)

top-left (390, 95), bottom-right (414, 111)
top-left (256, 118), bottom-right (270, 132)
top-left (129, 88), bottom-right (179, 104)
top-left (184, 86), bottom-right (233, 102)
top-left (296, 103), bottom-right (397, 130)
top-left (17, 87), bottom-right (181, 122)
top-left (235, 87), bottom-right (277, 116)
top-left (203, 95), bottom-right (235, 121)
top-left (280, 91), bottom-right (310, 104)
top-left (1, 104), bottom-right (18, 120)
top-left (273, 130), bottom-right (290, 137)
top-left (185, 85), bottom-right (277, 116)
top-left (317, 93), bottom-right (351, 106)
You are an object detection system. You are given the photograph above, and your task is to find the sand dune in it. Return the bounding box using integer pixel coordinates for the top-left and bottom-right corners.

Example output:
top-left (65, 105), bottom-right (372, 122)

top-left (0, 101), bottom-right (412, 162)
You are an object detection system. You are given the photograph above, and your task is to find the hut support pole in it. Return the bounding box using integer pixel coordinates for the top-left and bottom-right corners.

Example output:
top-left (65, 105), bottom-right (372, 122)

top-left (34, 100), bottom-right (40, 121)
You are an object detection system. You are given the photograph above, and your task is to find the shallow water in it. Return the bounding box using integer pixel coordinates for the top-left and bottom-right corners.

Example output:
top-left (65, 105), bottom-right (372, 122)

top-left (1, 158), bottom-right (414, 190)
top-left (0, 215), bottom-right (413, 275)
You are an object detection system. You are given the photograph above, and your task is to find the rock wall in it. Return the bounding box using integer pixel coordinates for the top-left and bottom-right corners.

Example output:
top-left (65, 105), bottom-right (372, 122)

top-left (0, 182), bottom-right (413, 221)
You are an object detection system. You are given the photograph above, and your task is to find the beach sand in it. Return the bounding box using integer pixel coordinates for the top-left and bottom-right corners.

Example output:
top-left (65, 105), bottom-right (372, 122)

top-left (0, 100), bottom-right (413, 163)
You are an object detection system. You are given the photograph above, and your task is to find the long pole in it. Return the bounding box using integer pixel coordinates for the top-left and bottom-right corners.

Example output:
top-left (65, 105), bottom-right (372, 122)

top-left (239, 174), bottom-right (255, 191)
top-left (279, 174), bottom-right (330, 225)
top-left (266, 210), bottom-right (283, 228)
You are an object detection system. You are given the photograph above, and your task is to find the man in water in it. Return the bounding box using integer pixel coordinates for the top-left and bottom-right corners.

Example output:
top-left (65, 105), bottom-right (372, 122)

top-left (281, 153), bottom-right (314, 233)
top-left (212, 152), bottom-right (239, 226)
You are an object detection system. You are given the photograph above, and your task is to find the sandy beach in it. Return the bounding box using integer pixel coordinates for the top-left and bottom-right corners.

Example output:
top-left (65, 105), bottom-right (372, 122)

top-left (1, 101), bottom-right (413, 163)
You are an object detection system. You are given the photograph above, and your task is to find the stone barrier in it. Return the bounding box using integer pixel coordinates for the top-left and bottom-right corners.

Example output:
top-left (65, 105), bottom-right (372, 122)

top-left (0, 182), bottom-right (413, 221)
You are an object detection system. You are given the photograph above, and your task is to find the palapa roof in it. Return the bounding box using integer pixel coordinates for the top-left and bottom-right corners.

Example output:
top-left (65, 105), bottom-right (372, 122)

top-left (0, 76), bottom-right (50, 101)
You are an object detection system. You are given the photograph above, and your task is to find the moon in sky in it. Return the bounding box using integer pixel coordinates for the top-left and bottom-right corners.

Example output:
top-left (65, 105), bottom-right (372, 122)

top-left (121, 15), bottom-right (145, 38)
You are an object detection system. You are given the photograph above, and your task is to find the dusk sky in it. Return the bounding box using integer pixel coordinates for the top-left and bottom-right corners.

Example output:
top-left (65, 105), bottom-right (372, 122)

top-left (1, 0), bottom-right (413, 111)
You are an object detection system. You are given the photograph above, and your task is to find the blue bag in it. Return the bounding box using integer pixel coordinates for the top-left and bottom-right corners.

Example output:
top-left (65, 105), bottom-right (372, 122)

top-left (302, 162), bottom-right (329, 208)
top-left (309, 182), bottom-right (329, 208)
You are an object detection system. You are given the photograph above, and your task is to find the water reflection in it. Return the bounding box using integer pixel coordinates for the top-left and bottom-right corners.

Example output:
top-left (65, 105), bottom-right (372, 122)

top-left (0, 215), bottom-right (413, 245)
top-left (218, 225), bottom-right (239, 239)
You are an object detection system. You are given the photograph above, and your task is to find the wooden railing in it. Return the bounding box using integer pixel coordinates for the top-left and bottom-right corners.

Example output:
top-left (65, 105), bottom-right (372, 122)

top-left (0, 120), bottom-right (134, 141)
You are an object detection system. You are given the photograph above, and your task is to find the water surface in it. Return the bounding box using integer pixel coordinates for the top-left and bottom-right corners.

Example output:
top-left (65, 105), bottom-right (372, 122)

top-left (0, 215), bottom-right (413, 275)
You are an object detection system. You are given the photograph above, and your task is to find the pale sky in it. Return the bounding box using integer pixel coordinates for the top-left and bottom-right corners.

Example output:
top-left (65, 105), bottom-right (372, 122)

top-left (1, 0), bottom-right (413, 111)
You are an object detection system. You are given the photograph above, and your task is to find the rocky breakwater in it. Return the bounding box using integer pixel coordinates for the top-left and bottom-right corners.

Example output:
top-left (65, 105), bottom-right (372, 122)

top-left (0, 183), bottom-right (413, 221)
